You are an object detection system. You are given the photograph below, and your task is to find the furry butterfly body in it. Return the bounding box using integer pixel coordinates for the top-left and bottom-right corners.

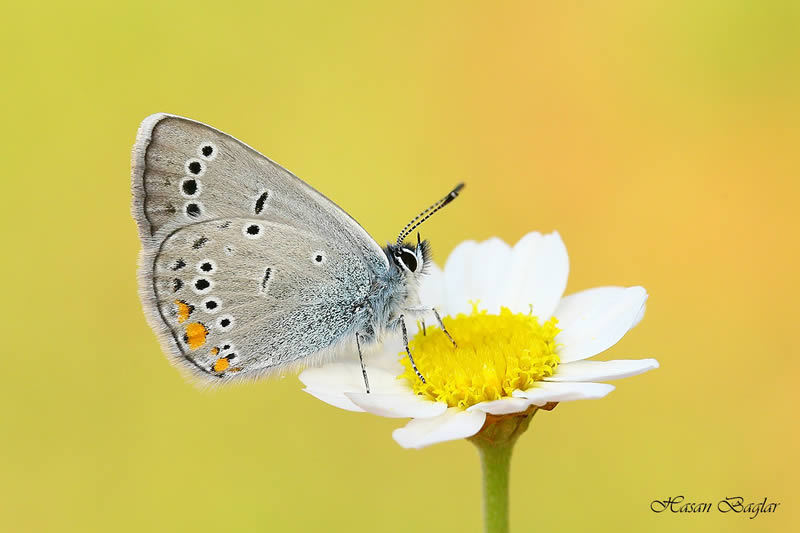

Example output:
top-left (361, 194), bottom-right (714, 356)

top-left (132, 114), bottom-right (461, 385)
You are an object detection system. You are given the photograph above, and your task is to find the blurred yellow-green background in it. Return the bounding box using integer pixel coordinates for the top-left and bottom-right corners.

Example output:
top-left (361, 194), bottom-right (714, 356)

top-left (2, 1), bottom-right (797, 531)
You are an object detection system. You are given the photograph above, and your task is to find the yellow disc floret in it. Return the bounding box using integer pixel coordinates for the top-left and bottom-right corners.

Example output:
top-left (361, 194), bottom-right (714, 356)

top-left (400, 305), bottom-right (560, 409)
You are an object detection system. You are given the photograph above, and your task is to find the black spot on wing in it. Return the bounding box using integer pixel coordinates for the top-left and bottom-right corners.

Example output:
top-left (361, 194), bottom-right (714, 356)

top-left (188, 161), bottom-right (202, 175)
top-left (255, 191), bottom-right (269, 214)
top-left (261, 267), bottom-right (272, 292)
top-left (192, 237), bottom-right (208, 249)
top-left (182, 179), bottom-right (198, 195)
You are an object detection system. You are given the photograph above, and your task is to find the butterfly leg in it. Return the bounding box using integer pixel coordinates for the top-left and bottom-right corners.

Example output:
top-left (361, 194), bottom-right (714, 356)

top-left (421, 319), bottom-right (427, 336)
top-left (355, 333), bottom-right (370, 394)
top-left (399, 315), bottom-right (426, 384)
top-left (433, 308), bottom-right (457, 348)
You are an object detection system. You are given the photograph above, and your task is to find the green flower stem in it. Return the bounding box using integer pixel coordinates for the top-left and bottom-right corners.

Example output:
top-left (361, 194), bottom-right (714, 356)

top-left (468, 407), bottom-right (539, 533)
top-left (473, 435), bottom-right (513, 533)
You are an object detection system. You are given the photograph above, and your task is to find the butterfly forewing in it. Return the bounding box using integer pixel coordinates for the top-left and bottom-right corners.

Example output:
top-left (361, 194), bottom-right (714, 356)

top-left (132, 114), bottom-right (386, 266)
top-left (131, 114), bottom-right (388, 381)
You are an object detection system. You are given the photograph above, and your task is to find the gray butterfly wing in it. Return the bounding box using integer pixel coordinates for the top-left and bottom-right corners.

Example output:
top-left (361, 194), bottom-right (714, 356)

top-left (146, 218), bottom-right (372, 381)
top-left (132, 114), bottom-right (387, 266)
top-left (131, 114), bottom-right (389, 382)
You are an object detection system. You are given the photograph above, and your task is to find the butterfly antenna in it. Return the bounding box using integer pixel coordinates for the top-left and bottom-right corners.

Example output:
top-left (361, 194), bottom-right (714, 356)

top-left (396, 183), bottom-right (465, 245)
top-left (395, 193), bottom-right (447, 244)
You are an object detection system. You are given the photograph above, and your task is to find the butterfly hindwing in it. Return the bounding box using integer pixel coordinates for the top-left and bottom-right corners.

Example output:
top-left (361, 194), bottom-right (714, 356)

top-left (145, 218), bottom-right (372, 381)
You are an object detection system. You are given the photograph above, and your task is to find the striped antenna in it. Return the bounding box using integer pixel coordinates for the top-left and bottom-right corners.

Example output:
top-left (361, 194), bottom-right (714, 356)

top-left (396, 183), bottom-right (465, 245)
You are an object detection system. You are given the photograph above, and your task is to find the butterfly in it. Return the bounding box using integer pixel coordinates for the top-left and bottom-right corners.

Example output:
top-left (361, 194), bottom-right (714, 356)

top-left (131, 114), bottom-right (462, 390)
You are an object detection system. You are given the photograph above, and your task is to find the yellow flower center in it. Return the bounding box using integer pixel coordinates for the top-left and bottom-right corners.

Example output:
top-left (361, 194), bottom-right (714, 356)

top-left (400, 305), bottom-right (561, 408)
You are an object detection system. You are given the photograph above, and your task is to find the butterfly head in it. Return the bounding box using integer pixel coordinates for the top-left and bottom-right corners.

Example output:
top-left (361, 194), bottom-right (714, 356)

top-left (387, 182), bottom-right (464, 278)
top-left (387, 236), bottom-right (431, 276)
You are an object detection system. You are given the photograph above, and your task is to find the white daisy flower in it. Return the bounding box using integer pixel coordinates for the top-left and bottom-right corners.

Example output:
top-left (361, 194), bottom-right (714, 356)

top-left (300, 231), bottom-right (658, 449)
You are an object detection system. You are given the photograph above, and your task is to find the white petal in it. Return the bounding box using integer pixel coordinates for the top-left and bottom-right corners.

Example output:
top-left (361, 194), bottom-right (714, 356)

top-left (443, 240), bottom-right (480, 316)
top-left (466, 238), bottom-right (512, 314)
top-left (300, 363), bottom-right (406, 412)
top-left (515, 381), bottom-right (615, 404)
top-left (440, 238), bottom-right (515, 316)
top-left (303, 389), bottom-right (365, 412)
top-left (468, 396), bottom-right (533, 415)
top-left (346, 392), bottom-right (448, 419)
top-left (554, 286), bottom-right (648, 363)
top-left (392, 408), bottom-right (486, 449)
top-left (631, 302), bottom-right (647, 328)
top-left (368, 335), bottom-right (407, 375)
top-left (545, 359), bottom-right (659, 382)
top-left (501, 231), bottom-right (569, 319)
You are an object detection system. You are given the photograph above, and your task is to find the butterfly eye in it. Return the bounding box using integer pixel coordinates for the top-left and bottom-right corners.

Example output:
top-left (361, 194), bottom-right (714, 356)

top-left (399, 248), bottom-right (418, 273)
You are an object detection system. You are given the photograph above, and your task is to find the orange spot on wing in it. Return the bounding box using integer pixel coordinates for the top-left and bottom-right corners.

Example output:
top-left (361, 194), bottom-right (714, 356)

top-left (184, 322), bottom-right (208, 350)
top-left (210, 347), bottom-right (219, 355)
top-left (175, 300), bottom-right (193, 323)
top-left (213, 358), bottom-right (230, 372)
